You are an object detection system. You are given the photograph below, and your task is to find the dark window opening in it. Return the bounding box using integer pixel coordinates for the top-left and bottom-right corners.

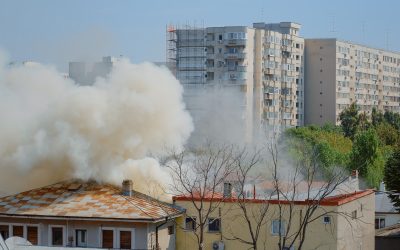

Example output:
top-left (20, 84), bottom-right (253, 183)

top-left (102, 230), bottom-right (113, 248)
top-left (0, 225), bottom-right (9, 240)
top-left (13, 225), bottom-right (23, 238)
top-left (27, 226), bottom-right (38, 245)
top-left (185, 217), bottom-right (196, 231)
top-left (119, 231), bottom-right (131, 249)
top-left (208, 218), bottom-right (221, 232)
top-left (168, 225), bottom-right (174, 235)
top-left (51, 227), bottom-right (63, 246)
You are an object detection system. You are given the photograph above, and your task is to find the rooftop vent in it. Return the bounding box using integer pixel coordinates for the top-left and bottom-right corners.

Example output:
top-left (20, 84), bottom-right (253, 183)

top-left (223, 182), bottom-right (233, 199)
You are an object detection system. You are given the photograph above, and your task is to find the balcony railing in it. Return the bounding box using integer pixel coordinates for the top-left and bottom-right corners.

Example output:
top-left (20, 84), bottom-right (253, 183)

top-left (224, 52), bottom-right (246, 59)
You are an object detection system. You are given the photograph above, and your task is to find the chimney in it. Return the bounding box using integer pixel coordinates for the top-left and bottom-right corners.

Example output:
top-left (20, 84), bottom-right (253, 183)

top-left (122, 179), bottom-right (133, 196)
top-left (223, 182), bottom-right (232, 198)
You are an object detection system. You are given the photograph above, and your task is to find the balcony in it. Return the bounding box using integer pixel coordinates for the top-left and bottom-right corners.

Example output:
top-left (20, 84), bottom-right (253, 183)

top-left (224, 39), bottom-right (247, 46)
top-left (224, 52), bottom-right (246, 59)
top-left (264, 68), bottom-right (278, 75)
top-left (225, 65), bottom-right (247, 72)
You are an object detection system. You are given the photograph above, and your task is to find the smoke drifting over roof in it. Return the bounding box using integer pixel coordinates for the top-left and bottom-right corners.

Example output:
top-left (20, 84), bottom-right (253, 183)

top-left (0, 51), bottom-right (193, 197)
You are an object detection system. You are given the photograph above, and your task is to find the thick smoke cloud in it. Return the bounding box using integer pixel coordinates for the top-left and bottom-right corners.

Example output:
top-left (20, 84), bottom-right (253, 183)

top-left (0, 52), bottom-right (193, 198)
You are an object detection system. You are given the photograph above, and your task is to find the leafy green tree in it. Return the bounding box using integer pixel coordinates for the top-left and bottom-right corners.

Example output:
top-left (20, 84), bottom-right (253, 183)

top-left (384, 111), bottom-right (400, 130)
top-left (371, 107), bottom-right (384, 127)
top-left (375, 122), bottom-right (400, 147)
top-left (349, 128), bottom-right (384, 187)
top-left (383, 149), bottom-right (400, 211)
top-left (339, 102), bottom-right (359, 139)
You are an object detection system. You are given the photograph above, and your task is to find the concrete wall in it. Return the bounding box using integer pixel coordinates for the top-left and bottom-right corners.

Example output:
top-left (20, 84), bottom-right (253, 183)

top-left (174, 193), bottom-right (374, 250)
top-left (336, 193), bottom-right (375, 250)
top-left (0, 217), bottom-right (175, 250)
top-left (304, 39), bottom-right (337, 125)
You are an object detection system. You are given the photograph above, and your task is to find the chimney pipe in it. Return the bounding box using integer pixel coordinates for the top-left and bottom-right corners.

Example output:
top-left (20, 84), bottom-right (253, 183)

top-left (223, 182), bottom-right (232, 199)
top-left (122, 179), bottom-right (133, 196)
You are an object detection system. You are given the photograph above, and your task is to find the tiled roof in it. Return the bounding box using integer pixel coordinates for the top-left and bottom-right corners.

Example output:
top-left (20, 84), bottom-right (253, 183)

top-left (0, 180), bottom-right (182, 222)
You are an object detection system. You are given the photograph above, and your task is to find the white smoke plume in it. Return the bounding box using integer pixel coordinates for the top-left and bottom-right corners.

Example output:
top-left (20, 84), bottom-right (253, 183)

top-left (0, 51), bottom-right (193, 198)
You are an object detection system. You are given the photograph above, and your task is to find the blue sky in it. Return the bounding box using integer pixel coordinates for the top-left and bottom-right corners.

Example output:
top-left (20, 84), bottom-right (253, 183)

top-left (1, 0), bottom-right (399, 71)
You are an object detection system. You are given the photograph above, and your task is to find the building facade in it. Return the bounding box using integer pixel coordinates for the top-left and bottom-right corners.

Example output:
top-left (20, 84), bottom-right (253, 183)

top-left (305, 39), bottom-right (400, 125)
top-left (173, 189), bottom-right (375, 250)
top-left (0, 180), bottom-right (180, 249)
top-left (167, 22), bottom-right (304, 143)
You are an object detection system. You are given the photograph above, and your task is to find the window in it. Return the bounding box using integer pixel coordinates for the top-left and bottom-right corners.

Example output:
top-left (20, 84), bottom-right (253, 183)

top-left (27, 226), bottom-right (38, 245)
top-left (168, 225), bottom-right (174, 235)
top-left (208, 218), bottom-right (221, 232)
top-left (375, 218), bottom-right (386, 229)
top-left (119, 230), bottom-right (131, 249)
top-left (0, 225), bottom-right (9, 240)
top-left (271, 220), bottom-right (285, 235)
top-left (76, 229), bottom-right (87, 247)
top-left (218, 35), bottom-right (222, 41)
top-left (13, 225), bottom-right (23, 237)
top-left (323, 216), bottom-right (331, 224)
top-left (51, 227), bottom-right (64, 246)
top-left (185, 217), bottom-right (196, 231)
top-left (102, 229), bottom-right (114, 248)
top-left (351, 210), bottom-right (357, 219)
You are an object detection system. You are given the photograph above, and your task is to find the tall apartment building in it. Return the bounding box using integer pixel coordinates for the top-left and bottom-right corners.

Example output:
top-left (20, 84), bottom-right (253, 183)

top-left (167, 22), bottom-right (304, 142)
top-left (254, 22), bottom-right (305, 128)
top-left (305, 39), bottom-right (400, 125)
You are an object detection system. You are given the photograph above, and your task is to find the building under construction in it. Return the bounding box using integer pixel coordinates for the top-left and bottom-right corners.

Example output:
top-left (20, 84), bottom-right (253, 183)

top-left (167, 22), bottom-right (305, 143)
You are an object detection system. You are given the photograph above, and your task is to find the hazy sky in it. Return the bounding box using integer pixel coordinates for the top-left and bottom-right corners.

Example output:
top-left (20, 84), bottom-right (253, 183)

top-left (1, 0), bottom-right (399, 71)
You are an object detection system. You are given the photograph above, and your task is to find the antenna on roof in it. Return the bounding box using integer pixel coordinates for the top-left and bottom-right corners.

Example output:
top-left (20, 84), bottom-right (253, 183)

top-left (330, 15), bottom-right (336, 34)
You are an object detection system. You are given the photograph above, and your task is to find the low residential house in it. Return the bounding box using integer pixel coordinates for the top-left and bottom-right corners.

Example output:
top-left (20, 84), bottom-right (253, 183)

top-left (375, 223), bottom-right (400, 250)
top-left (0, 179), bottom-right (182, 249)
top-left (375, 182), bottom-right (400, 230)
top-left (173, 185), bottom-right (375, 250)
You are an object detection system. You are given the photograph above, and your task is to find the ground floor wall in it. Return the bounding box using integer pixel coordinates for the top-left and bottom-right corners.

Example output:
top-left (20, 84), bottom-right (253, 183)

top-left (0, 216), bottom-right (175, 250)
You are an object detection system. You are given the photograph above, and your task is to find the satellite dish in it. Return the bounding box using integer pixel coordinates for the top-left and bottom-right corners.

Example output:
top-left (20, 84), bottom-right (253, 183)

top-left (5, 236), bottom-right (33, 247)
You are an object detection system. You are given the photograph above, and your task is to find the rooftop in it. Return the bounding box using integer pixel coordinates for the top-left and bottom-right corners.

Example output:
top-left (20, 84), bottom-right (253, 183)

top-left (0, 180), bottom-right (182, 222)
top-left (173, 189), bottom-right (374, 206)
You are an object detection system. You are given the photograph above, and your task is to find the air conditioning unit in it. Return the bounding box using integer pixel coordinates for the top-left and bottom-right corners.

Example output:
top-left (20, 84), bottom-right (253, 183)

top-left (213, 241), bottom-right (225, 250)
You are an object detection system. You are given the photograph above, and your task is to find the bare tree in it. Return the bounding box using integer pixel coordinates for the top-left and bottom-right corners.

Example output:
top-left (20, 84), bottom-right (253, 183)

top-left (166, 143), bottom-right (237, 250)
top-left (223, 148), bottom-right (272, 250)
top-left (267, 138), bottom-right (350, 250)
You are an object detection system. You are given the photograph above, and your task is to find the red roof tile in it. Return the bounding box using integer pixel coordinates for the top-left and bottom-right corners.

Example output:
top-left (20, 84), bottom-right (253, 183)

top-left (0, 180), bottom-right (182, 222)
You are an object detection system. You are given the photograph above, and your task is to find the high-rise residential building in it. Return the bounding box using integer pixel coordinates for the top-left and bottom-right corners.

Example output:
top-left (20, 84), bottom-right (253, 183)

top-left (253, 22), bottom-right (305, 129)
top-left (167, 22), bottom-right (304, 143)
top-left (305, 39), bottom-right (400, 125)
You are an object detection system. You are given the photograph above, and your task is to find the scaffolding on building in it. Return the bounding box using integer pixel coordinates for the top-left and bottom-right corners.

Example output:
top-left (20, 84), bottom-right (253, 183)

top-left (166, 23), bottom-right (206, 85)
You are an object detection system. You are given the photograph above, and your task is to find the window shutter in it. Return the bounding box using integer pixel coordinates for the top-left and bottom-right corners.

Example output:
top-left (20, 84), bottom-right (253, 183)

top-left (102, 230), bottom-right (113, 248)
top-left (12, 226), bottom-right (23, 237)
top-left (27, 226), bottom-right (38, 245)
top-left (119, 231), bottom-right (131, 249)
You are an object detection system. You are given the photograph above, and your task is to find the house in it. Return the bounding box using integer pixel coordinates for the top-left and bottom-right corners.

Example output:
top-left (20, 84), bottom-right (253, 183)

top-left (173, 187), bottom-right (375, 250)
top-left (375, 182), bottom-right (400, 230)
top-left (375, 223), bottom-right (400, 250)
top-left (0, 179), bottom-right (182, 249)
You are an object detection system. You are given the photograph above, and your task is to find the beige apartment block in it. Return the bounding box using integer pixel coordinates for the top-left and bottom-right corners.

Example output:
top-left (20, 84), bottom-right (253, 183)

top-left (253, 22), bottom-right (305, 129)
top-left (167, 22), bottom-right (305, 143)
top-left (305, 39), bottom-right (400, 126)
